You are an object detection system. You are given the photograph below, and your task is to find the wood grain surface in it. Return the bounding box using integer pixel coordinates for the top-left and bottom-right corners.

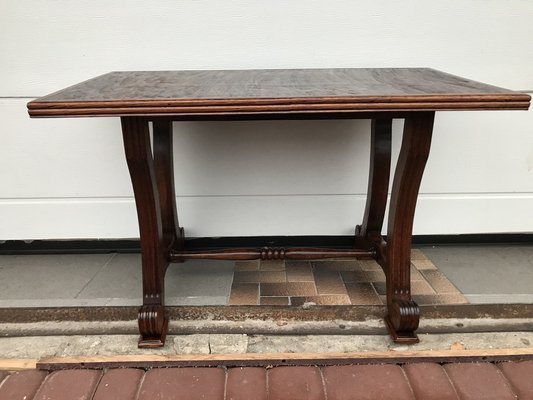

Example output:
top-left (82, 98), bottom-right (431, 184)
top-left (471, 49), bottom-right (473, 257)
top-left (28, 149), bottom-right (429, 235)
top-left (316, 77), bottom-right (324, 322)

top-left (0, 359), bottom-right (38, 371)
top-left (36, 348), bottom-right (533, 370)
top-left (28, 68), bottom-right (530, 117)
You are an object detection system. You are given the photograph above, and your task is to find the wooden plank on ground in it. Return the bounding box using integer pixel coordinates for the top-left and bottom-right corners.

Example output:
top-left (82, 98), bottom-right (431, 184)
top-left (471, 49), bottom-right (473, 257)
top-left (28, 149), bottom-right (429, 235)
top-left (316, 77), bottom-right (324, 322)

top-left (37, 348), bottom-right (533, 370)
top-left (0, 359), bottom-right (37, 371)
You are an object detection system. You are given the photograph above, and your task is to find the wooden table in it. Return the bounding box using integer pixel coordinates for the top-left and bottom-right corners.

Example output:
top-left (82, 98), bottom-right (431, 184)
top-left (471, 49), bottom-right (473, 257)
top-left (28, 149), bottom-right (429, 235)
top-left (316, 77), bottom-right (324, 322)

top-left (28, 68), bottom-right (530, 347)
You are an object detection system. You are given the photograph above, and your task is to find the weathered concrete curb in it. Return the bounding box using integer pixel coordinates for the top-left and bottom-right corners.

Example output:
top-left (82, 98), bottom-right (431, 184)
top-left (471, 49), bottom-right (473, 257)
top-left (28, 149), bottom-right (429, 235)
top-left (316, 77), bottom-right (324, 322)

top-left (1, 304), bottom-right (531, 324)
top-left (0, 317), bottom-right (531, 337)
top-left (1, 332), bottom-right (532, 359)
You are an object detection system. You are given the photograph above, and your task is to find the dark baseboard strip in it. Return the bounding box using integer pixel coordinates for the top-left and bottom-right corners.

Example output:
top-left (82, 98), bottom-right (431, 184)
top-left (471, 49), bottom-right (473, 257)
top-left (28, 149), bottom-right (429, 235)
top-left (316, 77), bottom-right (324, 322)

top-left (0, 239), bottom-right (140, 255)
top-left (0, 233), bottom-right (532, 254)
top-left (413, 233), bottom-right (533, 246)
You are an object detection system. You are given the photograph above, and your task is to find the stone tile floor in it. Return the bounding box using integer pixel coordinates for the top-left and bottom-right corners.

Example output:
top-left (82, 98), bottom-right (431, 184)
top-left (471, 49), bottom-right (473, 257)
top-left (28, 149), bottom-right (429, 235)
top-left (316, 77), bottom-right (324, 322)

top-left (1, 245), bottom-right (531, 399)
top-left (0, 245), bottom-right (531, 307)
top-left (424, 245), bottom-right (533, 304)
top-left (229, 249), bottom-right (467, 306)
top-left (1, 361), bottom-right (533, 400)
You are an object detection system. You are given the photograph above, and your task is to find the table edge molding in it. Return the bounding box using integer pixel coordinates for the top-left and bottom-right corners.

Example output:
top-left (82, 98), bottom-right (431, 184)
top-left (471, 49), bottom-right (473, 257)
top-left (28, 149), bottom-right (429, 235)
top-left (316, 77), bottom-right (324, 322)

top-left (27, 96), bottom-right (531, 118)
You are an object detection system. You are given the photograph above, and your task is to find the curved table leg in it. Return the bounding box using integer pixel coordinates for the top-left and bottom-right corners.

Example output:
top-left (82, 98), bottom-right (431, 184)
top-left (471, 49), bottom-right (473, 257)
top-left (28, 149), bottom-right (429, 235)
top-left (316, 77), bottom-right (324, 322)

top-left (153, 119), bottom-right (184, 253)
top-left (122, 116), bottom-right (168, 348)
top-left (356, 118), bottom-right (392, 260)
top-left (385, 112), bottom-right (434, 343)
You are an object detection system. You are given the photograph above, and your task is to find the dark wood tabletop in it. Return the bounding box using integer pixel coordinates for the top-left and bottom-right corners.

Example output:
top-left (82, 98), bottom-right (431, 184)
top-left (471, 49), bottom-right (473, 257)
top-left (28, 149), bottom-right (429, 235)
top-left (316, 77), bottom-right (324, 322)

top-left (28, 68), bottom-right (530, 117)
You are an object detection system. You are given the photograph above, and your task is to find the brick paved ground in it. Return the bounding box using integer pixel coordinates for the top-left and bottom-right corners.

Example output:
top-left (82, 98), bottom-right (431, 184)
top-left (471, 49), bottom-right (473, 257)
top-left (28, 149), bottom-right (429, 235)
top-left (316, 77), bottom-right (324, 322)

top-left (1, 361), bottom-right (533, 399)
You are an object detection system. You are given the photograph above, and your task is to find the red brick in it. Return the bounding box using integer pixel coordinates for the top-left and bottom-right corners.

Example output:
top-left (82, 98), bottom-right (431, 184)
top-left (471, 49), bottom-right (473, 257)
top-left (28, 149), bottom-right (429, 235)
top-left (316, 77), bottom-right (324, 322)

top-left (93, 368), bottom-right (144, 400)
top-left (34, 369), bottom-right (102, 400)
top-left (268, 366), bottom-right (325, 400)
top-left (322, 365), bottom-right (414, 400)
top-left (0, 370), bottom-right (48, 400)
top-left (226, 367), bottom-right (267, 400)
top-left (138, 367), bottom-right (225, 400)
top-left (444, 363), bottom-right (516, 400)
top-left (498, 361), bottom-right (533, 399)
top-left (403, 363), bottom-right (458, 400)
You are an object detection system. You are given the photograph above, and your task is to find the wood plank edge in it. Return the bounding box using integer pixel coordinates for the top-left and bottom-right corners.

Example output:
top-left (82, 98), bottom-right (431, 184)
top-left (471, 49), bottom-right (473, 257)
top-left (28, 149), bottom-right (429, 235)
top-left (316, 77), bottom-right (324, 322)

top-left (27, 101), bottom-right (531, 118)
top-left (27, 93), bottom-right (531, 110)
top-left (37, 348), bottom-right (533, 370)
top-left (0, 359), bottom-right (38, 371)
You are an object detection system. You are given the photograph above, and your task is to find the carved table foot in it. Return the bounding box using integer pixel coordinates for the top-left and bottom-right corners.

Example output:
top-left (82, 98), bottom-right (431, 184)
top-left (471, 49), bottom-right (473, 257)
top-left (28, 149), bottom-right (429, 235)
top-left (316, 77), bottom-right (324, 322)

top-left (385, 299), bottom-right (420, 343)
top-left (138, 305), bottom-right (169, 348)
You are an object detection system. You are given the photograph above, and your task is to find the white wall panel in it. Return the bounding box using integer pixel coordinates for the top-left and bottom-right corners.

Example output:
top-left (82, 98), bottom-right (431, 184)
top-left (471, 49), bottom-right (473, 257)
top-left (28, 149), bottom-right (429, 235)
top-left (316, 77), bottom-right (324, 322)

top-left (2, 194), bottom-right (533, 240)
top-left (0, 100), bottom-right (132, 198)
top-left (422, 110), bottom-right (533, 194)
top-left (1, 1), bottom-right (532, 239)
top-left (1, 1), bottom-right (532, 96)
top-left (4, 100), bottom-right (533, 198)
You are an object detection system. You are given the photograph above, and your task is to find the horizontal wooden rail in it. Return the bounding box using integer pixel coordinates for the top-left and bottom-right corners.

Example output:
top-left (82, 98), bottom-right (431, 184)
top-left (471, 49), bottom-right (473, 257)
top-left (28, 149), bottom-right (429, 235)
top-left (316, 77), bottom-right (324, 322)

top-left (37, 348), bottom-right (533, 370)
top-left (169, 247), bottom-right (375, 262)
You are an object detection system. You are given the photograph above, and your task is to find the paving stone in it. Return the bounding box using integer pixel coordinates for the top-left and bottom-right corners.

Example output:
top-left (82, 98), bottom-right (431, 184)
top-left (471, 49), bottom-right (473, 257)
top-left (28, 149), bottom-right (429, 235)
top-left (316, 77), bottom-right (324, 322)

top-left (341, 270), bottom-right (386, 283)
top-left (93, 368), bottom-right (144, 400)
top-left (345, 282), bottom-right (381, 304)
top-left (260, 282), bottom-right (317, 297)
top-left (322, 365), bottom-right (414, 400)
top-left (229, 283), bottom-right (259, 305)
top-left (359, 260), bottom-right (381, 271)
top-left (0, 254), bottom-right (112, 300)
top-left (411, 279), bottom-right (437, 295)
top-left (290, 295), bottom-right (351, 306)
top-left (311, 260), bottom-right (361, 271)
top-left (138, 368), bottom-right (225, 400)
top-left (75, 253), bottom-right (141, 299)
top-left (411, 258), bottom-right (437, 270)
top-left (259, 260), bottom-right (285, 271)
top-left (339, 270), bottom-right (368, 283)
top-left (233, 271), bottom-right (286, 283)
top-left (313, 268), bottom-right (348, 295)
top-left (410, 264), bottom-right (424, 280)
top-left (411, 249), bottom-right (429, 260)
top-left (423, 245), bottom-right (533, 295)
top-left (498, 360), bottom-right (533, 399)
top-left (366, 269), bottom-right (386, 282)
top-left (268, 366), bottom-right (325, 400)
top-left (34, 369), bottom-right (102, 400)
top-left (0, 370), bottom-right (48, 400)
top-left (412, 293), bottom-right (468, 305)
top-left (226, 367), bottom-right (267, 400)
top-left (444, 362), bottom-right (516, 400)
top-left (230, 271), bottom-right (258, 283)
top-left (465, 293), bottom-right (533, 304)
top-left (166, 260), bottom-right (234, 299)
top-left (166, 295), bottom-right (228, 306)
top-left (421, 270), bottom-right (461, 293)
top-left (372, 281), bottom-right (386, 295)
top-left (260, 296), bottom-right (290, 305)
top-left (286, 262), bottom-right (314, 282)
top-left (403, 363), bottom-right (458, 400)
top-left (234, 260), bottom-right (260, 271)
